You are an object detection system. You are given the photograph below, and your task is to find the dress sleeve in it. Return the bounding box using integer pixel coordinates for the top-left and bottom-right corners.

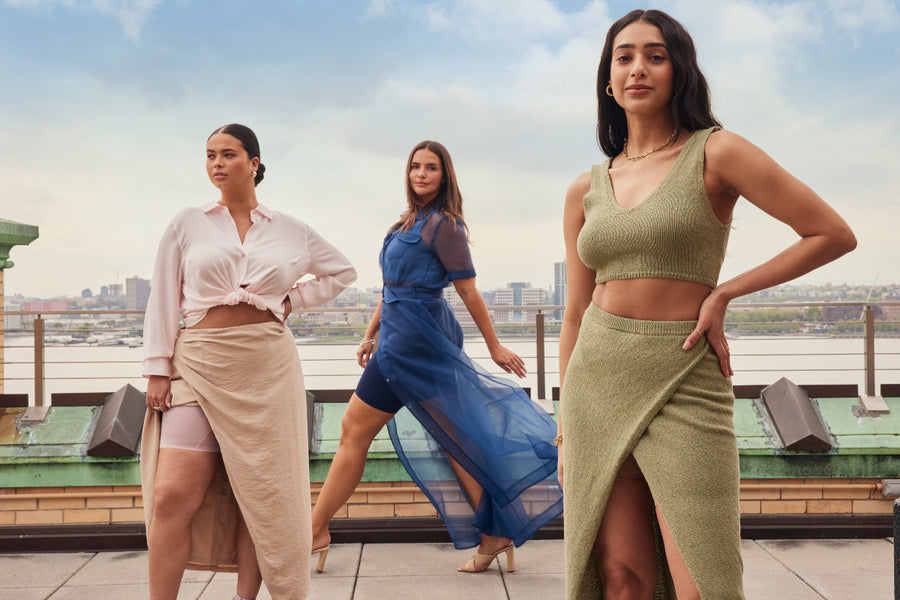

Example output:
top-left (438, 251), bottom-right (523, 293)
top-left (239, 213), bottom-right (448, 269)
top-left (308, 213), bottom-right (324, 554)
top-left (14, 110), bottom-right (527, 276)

top-left (287, 223), bottom-right (357, 310)
top-left (431, 215), bottom-right (476, 280)
top-left (142, 224), bottom-right (184, 377)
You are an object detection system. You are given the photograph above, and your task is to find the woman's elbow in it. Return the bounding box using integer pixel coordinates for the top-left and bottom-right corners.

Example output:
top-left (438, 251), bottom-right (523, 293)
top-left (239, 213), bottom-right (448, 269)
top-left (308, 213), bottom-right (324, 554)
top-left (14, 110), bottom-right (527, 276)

top-left (337, 265), bottom-right (358, 287)
top-left (831, 223), bottom-right (857, 258)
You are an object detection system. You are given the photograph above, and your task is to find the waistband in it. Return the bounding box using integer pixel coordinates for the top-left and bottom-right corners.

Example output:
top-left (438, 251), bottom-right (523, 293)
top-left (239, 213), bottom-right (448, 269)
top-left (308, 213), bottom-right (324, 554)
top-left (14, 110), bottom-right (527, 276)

top-left (178, 320), bottom-right (285, 339)
top-left (586, 302), bottom-right (698, 336)
top-left (383, 285), bottom-right (443, 302)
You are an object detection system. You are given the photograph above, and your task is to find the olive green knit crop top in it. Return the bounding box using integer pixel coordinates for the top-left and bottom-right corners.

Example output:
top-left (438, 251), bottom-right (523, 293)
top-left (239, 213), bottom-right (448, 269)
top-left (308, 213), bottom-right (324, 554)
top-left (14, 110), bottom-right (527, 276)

top-left (577, 127), bottom-right (730, 288)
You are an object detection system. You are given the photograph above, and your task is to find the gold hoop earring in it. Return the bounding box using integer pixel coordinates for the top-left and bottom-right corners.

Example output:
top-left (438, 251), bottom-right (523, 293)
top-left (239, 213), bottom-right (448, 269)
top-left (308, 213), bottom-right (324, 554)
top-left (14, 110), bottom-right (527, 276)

top-left (605, 83), bottom-right (614, 97)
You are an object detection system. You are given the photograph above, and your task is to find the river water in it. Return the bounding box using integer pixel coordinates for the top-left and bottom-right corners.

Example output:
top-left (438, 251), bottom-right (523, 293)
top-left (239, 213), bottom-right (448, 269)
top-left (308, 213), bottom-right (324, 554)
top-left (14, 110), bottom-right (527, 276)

top-left (1, 334), bottom-right (898, 401)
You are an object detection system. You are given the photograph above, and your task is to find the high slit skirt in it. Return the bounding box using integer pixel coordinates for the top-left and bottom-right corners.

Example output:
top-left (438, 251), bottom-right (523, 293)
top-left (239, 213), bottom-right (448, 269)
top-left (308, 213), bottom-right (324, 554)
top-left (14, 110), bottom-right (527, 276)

top-left (140, 322), bottom-right (311, 600)
top-left (561, 304), bottom-right (744, 599)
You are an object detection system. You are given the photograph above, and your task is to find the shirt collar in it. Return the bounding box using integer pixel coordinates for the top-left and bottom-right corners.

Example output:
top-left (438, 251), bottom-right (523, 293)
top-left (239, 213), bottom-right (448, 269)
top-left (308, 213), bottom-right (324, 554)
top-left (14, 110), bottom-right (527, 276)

top-left (202, 201), bottom-right (273, 221)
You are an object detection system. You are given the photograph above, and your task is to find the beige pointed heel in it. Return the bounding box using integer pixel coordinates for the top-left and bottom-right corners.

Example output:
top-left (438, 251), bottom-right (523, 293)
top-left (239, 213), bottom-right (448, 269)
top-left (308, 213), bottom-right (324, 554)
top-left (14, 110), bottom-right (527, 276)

top-left (457, 543), bottom-right (515, 573)
top-left (312, 546), bottom-right (330, 573)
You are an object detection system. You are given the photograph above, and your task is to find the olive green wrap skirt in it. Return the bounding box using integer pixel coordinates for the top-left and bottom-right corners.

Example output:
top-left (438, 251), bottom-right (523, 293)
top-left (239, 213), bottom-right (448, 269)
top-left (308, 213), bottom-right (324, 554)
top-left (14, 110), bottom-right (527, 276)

top-left (561, 304), bottom-right (744, 599)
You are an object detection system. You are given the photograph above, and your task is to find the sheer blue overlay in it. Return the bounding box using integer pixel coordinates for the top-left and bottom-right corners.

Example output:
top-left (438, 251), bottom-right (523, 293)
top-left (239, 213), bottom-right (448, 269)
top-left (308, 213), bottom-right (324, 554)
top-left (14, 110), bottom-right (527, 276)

top-left (376, 210), bottom-right (563, 549)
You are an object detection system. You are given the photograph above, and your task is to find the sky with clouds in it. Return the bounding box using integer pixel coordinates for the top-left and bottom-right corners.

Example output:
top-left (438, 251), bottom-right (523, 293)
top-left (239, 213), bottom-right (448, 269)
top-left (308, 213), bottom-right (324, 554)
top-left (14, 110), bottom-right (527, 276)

top-left (1, 0), bottom-right (898, 299)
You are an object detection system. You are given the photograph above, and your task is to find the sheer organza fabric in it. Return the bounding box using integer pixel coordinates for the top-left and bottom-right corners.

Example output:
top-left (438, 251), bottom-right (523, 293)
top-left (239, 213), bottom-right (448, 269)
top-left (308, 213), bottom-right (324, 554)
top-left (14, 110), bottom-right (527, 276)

top-left (375, 211), bottom-right (563, 549)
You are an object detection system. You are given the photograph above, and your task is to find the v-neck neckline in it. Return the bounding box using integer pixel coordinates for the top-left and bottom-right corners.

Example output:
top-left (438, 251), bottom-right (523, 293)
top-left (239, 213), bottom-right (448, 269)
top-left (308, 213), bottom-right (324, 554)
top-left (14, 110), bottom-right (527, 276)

top-left (602, 130), bottom-right (697, 212)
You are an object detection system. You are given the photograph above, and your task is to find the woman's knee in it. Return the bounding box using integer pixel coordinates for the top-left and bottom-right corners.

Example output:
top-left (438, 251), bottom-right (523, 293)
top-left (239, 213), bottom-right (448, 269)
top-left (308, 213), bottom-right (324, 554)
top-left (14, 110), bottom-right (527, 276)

top-left (598, 559), bottom-right (656, 599)
top-left (152, 479), bottom-right (205, 521)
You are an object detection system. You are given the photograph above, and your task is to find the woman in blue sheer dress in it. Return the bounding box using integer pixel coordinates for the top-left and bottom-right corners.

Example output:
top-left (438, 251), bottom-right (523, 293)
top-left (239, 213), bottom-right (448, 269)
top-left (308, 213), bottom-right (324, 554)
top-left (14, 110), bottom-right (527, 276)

top-left (310, 141), bottom-right (563, 574)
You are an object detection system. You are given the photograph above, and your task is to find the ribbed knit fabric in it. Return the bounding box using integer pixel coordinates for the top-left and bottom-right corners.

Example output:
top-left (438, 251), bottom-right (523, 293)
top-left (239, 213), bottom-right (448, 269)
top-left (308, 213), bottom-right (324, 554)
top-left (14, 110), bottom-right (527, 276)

top-left (577, 127), bottom-right (730, 288)
top-left (561, 305), bottom-right (744, 599)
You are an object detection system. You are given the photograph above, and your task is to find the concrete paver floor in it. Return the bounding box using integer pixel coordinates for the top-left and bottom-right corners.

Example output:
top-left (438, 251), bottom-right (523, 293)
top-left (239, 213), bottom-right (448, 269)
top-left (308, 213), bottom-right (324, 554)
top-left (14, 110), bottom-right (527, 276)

top-left (0, 538), bottom-right (892, 599)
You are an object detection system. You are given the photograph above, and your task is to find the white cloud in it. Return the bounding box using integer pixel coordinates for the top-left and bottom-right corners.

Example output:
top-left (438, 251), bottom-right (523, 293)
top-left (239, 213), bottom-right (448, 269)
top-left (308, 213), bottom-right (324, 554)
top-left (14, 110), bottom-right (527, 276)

top-left (424, 0), bottom-right (569, 39)
top-left (364, 0), bottom-right (397, 20)
top-left (3, 0), bottom-right (898, 296)
top-left (825, 0), bottom-right (900, 33)
top-left (4, 0), bottom-right (160, 40)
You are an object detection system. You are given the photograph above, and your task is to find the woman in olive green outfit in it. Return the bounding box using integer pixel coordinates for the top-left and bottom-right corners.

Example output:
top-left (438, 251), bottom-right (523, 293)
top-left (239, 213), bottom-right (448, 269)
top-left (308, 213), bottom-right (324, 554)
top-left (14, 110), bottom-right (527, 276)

top-left (558, 10), bottom-right (856, 599)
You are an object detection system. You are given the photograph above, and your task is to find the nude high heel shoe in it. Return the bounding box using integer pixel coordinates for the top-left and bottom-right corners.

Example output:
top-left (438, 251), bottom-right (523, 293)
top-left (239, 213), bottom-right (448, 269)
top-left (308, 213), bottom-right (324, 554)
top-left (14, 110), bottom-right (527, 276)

top-left (311, 546), bottom-right (330, 573)
top-left (457, 543), bottom-right (515, 573)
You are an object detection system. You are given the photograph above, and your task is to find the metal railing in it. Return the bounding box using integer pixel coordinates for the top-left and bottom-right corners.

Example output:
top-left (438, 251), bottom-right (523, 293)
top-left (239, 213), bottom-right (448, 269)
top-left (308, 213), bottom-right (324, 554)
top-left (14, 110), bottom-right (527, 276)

top-left (1, 301), bottom-right (898, 411)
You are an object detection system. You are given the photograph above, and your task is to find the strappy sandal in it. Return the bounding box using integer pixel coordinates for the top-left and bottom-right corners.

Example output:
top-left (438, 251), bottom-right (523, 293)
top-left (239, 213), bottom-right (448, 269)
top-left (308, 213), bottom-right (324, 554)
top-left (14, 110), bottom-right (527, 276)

top-left (312, 545), bottom-right (330, 573)
top-left (456, 543), bottom-right (515, 573)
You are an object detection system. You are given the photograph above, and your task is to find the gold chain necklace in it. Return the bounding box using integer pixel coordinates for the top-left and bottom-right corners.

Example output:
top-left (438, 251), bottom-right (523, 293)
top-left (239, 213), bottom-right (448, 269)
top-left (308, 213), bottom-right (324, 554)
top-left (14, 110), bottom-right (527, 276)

top-left (623, 127), bottom-right (678, 161)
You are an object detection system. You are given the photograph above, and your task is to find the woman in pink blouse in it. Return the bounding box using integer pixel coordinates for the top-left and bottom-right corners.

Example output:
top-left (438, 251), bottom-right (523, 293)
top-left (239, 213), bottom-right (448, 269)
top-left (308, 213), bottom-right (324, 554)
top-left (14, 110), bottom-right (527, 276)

top-left (141, 123), bottom-right (356, 600)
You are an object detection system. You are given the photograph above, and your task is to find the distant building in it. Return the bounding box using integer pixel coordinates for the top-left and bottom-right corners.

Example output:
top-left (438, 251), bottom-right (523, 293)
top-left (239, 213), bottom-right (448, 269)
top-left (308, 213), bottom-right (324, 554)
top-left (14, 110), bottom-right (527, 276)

top-left (488, 282), bottom-right (550, 323)
top-left (100, 286), bottom-right (109, 298)
top-left (443, 287), bottom-right (475, 327)
top-left (4, 303), bottom-right (21, 330)
top-left (126, 276), bottom-right (151, 310)
top-left (508, 282), bottom-right (528, 306)
top-left (553, 261), bottom-right (566, 320)
top-left (81, 288), bottom-right (93, 298)
top-left (21, 300), bottom-right (68, 324)
top-left (822, 305), bottom-right (866, 322)
top-left (521, 287), bottom-right (547, 322)
top-left (108, 283), bottom-right (124, 298)
top-left (492, 287), bottom-right (514, 323)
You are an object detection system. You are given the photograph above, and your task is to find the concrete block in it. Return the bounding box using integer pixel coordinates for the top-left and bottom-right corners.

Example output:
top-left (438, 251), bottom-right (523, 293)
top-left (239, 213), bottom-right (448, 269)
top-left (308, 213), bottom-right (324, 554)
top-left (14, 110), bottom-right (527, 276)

top-left (87, 384), bottom-right (145, 457)
top-left (761, 378), bottom-right (833, 451)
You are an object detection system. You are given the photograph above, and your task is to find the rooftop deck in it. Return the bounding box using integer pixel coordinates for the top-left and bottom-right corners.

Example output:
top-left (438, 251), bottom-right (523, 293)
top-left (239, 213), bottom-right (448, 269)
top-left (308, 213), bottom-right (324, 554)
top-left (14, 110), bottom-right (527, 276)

top-left (0, 538), bottom-right (892, 599)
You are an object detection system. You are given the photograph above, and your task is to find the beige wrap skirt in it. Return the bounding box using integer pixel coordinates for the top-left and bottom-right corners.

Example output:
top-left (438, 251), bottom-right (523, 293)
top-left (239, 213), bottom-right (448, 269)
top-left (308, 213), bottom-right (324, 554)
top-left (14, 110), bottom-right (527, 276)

top-left (140, 322), bottom-right (311, 600)
top-left (561, 304), bottom-right (744, 599)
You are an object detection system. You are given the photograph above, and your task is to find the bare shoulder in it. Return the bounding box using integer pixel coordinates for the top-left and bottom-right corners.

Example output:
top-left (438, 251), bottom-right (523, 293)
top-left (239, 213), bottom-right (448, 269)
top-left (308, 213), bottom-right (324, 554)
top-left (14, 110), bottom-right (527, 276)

top-left (567, 170), bottom-right (592, 197)
top-left (565, 170), bottom-right (592, 211)
top-left (706, 129), bottom-right (776, 170)
top-left (705, 129), bottom-right (780, 193)
top-left (705, 129), bottom-right (759, 163)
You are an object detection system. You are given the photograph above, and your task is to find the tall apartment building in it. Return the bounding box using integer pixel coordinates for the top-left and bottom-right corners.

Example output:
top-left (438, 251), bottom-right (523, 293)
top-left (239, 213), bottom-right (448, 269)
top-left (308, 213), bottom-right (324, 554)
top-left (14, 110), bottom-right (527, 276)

top-left (553, 261), bottom-right (567, 320)
top-left (126, 276), bottom-right (151, 310)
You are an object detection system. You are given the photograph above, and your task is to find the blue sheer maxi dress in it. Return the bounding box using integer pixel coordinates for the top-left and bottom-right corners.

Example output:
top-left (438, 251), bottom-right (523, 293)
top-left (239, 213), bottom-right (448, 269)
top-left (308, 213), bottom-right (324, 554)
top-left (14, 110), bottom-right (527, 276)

top-left (374, 210), bottom-right (563, 549)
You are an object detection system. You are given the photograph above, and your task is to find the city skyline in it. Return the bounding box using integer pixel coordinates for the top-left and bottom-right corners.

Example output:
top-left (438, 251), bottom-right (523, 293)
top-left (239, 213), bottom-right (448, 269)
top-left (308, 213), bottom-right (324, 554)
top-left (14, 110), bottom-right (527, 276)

top-left (1, 1), bottom-right (898, 298)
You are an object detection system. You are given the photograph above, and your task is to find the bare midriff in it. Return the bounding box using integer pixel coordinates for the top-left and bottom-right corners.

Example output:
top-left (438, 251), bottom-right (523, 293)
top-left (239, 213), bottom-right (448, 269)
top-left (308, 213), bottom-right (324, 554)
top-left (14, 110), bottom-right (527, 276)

top-left (592, 278), bottom-right (712, 321)
top-left (189, 303), bottom-right (280, 329)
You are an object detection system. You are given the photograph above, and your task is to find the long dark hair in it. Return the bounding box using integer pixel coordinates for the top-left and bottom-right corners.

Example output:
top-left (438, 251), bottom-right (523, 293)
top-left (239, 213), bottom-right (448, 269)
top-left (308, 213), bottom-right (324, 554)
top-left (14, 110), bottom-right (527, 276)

top-left (596, 9), bottom-right (721, 157)
top-left (391, 140), bottom-right (468, 238)
top-left (208, 123), bottom-right (266, 186)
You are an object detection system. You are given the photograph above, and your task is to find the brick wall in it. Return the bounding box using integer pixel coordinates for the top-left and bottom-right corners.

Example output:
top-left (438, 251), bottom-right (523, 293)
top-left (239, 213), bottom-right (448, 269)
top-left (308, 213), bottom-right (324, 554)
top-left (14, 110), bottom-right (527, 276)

top-left (738, 478), bottom-right (890, 515)
top-left (0, 478), bottom-right (891, 526)
top-left (0, 486), bottom-right (144, 526)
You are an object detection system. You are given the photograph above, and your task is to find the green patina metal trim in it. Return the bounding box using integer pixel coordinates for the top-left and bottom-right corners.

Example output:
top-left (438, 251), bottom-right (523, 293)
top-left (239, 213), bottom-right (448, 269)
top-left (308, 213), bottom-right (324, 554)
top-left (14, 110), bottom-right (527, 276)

top-left (740, 453), bottom-right (900, 479)
top-left (0, 218), bottom-right (39, 268)
top-left (5, 396), bottom-right (900, 488)
top-left (310, 455), bottom-right (413, 483)
top-left (0, 459), bottom-right (141, 487)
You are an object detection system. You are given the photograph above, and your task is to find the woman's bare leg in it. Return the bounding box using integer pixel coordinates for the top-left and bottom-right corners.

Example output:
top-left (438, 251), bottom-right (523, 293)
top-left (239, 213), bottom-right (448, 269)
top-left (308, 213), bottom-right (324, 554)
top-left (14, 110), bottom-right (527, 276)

top-left (444, 454), bottom-right (511, 555)
top-left (310, 394), bottom-right (394, 551)
top-left (656, 507), bottom-right (701, 600)
top-left (148, 448), bottom-right (220, 600)
top-left (592, 455), bottom-right (658, 600)
top-left (235, 512), bottom-right (262, 599)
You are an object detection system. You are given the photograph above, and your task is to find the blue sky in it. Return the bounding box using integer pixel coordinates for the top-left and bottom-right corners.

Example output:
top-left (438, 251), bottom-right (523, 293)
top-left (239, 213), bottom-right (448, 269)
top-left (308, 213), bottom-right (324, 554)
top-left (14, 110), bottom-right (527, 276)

top-left (2, 0), bottom-right (898, 298)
